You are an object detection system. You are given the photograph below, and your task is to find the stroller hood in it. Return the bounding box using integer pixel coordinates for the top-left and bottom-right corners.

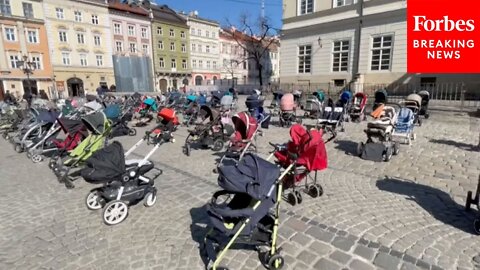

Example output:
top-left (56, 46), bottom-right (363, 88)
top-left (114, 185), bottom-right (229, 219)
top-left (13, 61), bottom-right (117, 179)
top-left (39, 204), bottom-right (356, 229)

top-left (289, 124), bottom-right (328, 171)
top-left (132, 92), bottom-right (142, 100)
top-left (58, 117), bottom-right (86, 136)
top-left (82, 111), bottom-right (108, 135)
top-left (354, 92), bottom-right (367, 107)
top-left (374, 89), bottom-right (388, 103)
top-left (186, 95), bottom-right (197, 103)
top-left (232, 112), bottom-right (257, 140)
top-left (37, 110), bottom-right (60, 123)
top-left (218, 153), bottom-right (280, 200)
top-left (86, 94), bottom-right (97, 102)
top-left (273, 92), bottom-right (284, 100)
top-left (398, 107), bottom-right (414, 123)
top-left (418, 90), bottom-right (430, 101)
top-left (81, 141), bottom-right (126, 183)
top-left (104, 104), bottom-right (121, 120)
top-left (200, 105), bottom-right (219, 122)
top-left (313, 91), bottom-right (325, 102)
top-left (280, 93), bottom-right (295, 111)
top-left (405, 94), bottom-right (422, 107)
top-left (84, 101), bottom-right (104, 112)
top-left (221, 95), bottom-right (233, 107)
top-left (245, 94), bottom-right (264, 110)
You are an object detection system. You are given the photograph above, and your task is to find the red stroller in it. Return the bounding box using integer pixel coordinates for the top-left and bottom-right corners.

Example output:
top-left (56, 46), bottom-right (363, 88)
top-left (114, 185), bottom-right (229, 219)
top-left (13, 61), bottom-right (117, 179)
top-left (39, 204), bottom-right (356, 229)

top-left (349, 92), bottom-right (367, 122)
top-left (272, 124), bottom-right (328, 205)
top-left (53, 118), bottom-right (87, 151)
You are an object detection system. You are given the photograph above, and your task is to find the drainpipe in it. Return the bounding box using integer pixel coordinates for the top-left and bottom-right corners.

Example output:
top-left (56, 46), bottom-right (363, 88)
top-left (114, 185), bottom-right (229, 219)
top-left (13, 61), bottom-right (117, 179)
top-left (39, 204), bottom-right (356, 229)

top-left (351, 0), bottom-right (364, 86)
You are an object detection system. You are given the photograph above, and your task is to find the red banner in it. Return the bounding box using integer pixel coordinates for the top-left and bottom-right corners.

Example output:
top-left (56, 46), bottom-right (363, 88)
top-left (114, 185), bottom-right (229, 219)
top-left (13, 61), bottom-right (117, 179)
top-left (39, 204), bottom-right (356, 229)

top-left (407, 0), bottom-right (480, 73)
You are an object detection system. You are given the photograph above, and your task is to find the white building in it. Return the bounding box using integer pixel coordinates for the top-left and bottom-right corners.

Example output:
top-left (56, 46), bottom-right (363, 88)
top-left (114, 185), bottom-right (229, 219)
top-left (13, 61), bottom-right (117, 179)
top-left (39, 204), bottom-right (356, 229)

top-left (219, 28), bottom-right (249, 86)
top-left (182, 11), bottom-right (220, 86)
top-left (281, 0), bottom-right (480, 93)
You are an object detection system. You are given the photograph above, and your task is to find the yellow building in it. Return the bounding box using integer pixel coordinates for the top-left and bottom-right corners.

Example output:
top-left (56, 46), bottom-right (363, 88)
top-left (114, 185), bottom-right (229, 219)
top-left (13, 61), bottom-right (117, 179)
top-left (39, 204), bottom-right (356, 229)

top-left (43, 0), bottom-right (114, 97)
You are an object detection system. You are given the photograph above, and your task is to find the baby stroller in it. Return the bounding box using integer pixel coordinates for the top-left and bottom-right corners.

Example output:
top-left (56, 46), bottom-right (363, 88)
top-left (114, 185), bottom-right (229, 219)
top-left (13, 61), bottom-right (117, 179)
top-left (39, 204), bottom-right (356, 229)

top-left (183, 95), bottom-right (200, 127)
top-left (317, 99), bottom-right (346, 143)
top-left (279, 93), bottom-right (300, 127)
top-left (271, 124), bottom-right (328, 206)
top-left (465, 175), bottom-right (480, 234)
top-left (404, 94), bottom-right (422, 126)
top-left (373, 89), bottom-right (388, 111)
top-left (210, 91), bottom-right (225, 108)
top-left (13, 109), bottom-right (60, 154)
top-left (269, 91), bottom-right (283, 109)
top-left (50, 117), bottom-right (88, 156)
top-left (52, 111), bottom-right (111, 189)
top-left (246, 94), bottom-right (270, 129)
top-left (135, 98), bottom-right (157, 127)
top-left (293, 90), bottom-right (302, 107)
top-left (303, 90), bottom-right (324, 119)
top-left (184, 106), bottom-right (234, 156)
top-left (221, 94), bottom-right (234, 112)
top-left (82, 117), bottom-right (175, 225)
top-left (204, 153), bottom-right (293, 270)
top-left (358, 105), bottom-right (399, 162)
top-left (105, 104), bottom-right (137, 138)
top-left (418, 90), bottom-right (430, 119)
top-left (349, 92), bottom-right (368, 122)
top-left (392, 106), bottom-right (416, 145)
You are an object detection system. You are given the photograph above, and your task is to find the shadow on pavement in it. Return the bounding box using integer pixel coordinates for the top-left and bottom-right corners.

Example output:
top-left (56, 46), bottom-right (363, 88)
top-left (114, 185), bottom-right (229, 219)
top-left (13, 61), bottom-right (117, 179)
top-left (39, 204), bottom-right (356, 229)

top-left (376, 176), bottom-right (476, 235)
top-left (190, 205), bottom-right (211, 268)
top-left (429, 138), bottom-right (479, 152)
top-left (334, 140), bottom-right (360, 156)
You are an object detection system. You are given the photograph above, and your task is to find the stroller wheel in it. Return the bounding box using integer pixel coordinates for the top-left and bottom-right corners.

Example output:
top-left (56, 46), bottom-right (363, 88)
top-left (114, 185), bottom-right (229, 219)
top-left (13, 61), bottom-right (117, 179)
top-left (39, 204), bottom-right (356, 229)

top-left (212, 140), bottom-right (224, 152)
top-left (357, 142), bottom-right (364, 157)
top-left (103, 200), bottom-right (128, 225)
top-left (86, 190), bottom-right (103, 210)
top-left (31, 154), bottom-right (43, 163)
top-left (425, 113), bottom-right (430, 119)
top-left (26, 151), bottom-right (32, 159)
top-left (287, 192), bottom-right (297, 206)
top-left (266, 253), bottom-right (285, 270)
top-left (393, 142), bottom-right (400, 155)
top-left (383, 147), bottom-right (393, 162)
top-left (418, 119), bottom-right (422, 126)
top-left (128, 128), bottom-right (137, 136)
top-left (14, 144), bottom-right (23, 153)
top-left (2, 132), bottom-right (7, 139)
top-left (466, 191), bottom-right (473, 211)
top-left (308, 184), bottom-right (320, 198)
top-left (184, 143), bottom-right (191, 156)
top-left (474, 218), bottom-right (480, 235)
top-left (294, 190), bottom-right (303, 204)
top-left (143, 192), bottom-right (157, 207)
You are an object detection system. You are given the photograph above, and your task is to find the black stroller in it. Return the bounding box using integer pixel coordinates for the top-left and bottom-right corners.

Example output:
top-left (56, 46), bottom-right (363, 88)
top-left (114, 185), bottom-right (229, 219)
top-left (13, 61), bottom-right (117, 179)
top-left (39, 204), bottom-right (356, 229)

top-left (204, 153), bottom-right (293, 270)
top-left (418, 90), bottom-right (430, 119)
top-left (373, 89), bottom-right (388, 111)
top-left (317, 98), bottom-right (346, 142)
top-left (465, 175), bottom-right (480, 234)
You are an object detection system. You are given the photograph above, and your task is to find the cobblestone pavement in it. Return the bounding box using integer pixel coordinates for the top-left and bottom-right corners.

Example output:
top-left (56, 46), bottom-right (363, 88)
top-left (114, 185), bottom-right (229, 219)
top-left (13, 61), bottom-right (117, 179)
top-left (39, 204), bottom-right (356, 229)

top-left (0, 100), bottom-right (479, 270)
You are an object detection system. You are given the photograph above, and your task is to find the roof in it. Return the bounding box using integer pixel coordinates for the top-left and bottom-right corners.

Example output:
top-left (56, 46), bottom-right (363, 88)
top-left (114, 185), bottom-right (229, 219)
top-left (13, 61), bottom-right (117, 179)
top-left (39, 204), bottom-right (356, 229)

top-left (185, 14), bottom-right (219, 26)
top-left (150, 4), bottom-right (187, 26)
top-left (108, 0), bottom-right (149, 16)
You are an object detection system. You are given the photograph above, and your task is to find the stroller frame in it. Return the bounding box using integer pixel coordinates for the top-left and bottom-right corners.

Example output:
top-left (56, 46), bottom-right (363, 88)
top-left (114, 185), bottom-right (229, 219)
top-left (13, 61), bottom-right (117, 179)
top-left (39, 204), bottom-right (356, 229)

top-left (465, 174), bottom-right (480, 234)
top-left (205, 163), bottom-right (294, 270)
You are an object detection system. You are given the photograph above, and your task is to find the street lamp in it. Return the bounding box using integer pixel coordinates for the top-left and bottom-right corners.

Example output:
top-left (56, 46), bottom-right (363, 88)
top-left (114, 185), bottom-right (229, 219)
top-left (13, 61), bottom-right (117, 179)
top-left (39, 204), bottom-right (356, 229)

top-left (17, 55), bottom-right (36, 96)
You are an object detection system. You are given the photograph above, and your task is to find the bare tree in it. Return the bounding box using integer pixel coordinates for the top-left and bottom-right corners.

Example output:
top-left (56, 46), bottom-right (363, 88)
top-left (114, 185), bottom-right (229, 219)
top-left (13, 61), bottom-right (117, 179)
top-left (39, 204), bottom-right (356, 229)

top-left (225, 14), bottom-right (278, 88)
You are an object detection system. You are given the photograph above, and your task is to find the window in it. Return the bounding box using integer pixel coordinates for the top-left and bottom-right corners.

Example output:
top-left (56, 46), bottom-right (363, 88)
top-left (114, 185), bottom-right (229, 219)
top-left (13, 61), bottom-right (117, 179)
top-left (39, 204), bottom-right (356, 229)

top-left (91, 15), bottom-right (99, 25)
top-left (191, 43), bottom-right (196, 52)
top-left (170, 42), bottom-right (175, 51)
top-left (31, 56), bottom-right (41, 70)
top-left (212, 32), bottom-right (216, 39)
top-left (9, 55), bottom-right (19, 68)
top-left (197, 29), bottom-right (201, 36)
top-left (182, 59), bottom-right (187, 69)
top-left (158, 40), bottom-right (164, 50)
top-left (77, 33), bottom-right (85, 44)
top-left (141, 27), bottom-right (148, 38)
top-left (115, 41), bottom-right (123, 52)
top-left (27, 30), bottom-right (38, 43)
top-left (206, 31), bottom-right (210, 38)
top-left (206, 45), bottom-right (210, 53)
top-left (74, 11), bottom-right (82, 22)
top-left (0, 0), bottom-right (11, 16)
top-left (94, 35), bottom-right (101, 46)
top-left (157, 27), bottom-right (162, 35)
top-left (298, 44), bottom-right (312, 73)
top-left (334, 0), bottom-right (356, 8)
top-left (171, 59), bottom-right (176, 68)
top-left (56, 8), bottom-right (64, 19)
top-left (190, 28), bottom-right (195, 35)
top-left (142, 44), bottom-right (149, 54)
top-left (80, 54), bottom-right (87, 66)
top-left (169, 29), bottom-right (174, 37)
top-left (198, 44), bottom-right (202, 53)
top-left (198, 60), bottom-right (203, 68)
top-left (180, 31), bottom-right (185, 39)
top-left (213, 61), bottom-right (217, 69)
top-left (129, 43), bottom-right (137, 53)
top-left (206, 61), bottom-right (211, 69)
top-left (332, 40), bottom-right (349, 72)
top-left (299, 0), bottom-right (313, 15)
top-left (96, 55), bottom-right (103, 66)
top-left (22, 2), bottom-right (33, 18)
top-left (62, 52), bottom-right (70, 65)
top-left (5, 27), bottom-right (15, 41)
top-left (114, 23), bottom-right (121, 34)
top-left (128, 25), bottom-right (135, 36)
top-left (58, 31), bottom-right (67, 42)
top-left (192, 59), bottom-right (197, 68)
top-left (371, 35), bottom-right (393, 71)
top-left (181, 43), bottom-right (186, 53)
top-left (159, 58), bottom-right (165, 68)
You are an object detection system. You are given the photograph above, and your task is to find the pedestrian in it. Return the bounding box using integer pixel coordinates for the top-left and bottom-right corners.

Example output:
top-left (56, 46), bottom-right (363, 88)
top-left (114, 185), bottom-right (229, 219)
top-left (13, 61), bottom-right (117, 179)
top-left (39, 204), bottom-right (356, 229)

top-left (23, 91), bottom-right (33, 108)
top-left (4, 90), bottom-right (14, 104)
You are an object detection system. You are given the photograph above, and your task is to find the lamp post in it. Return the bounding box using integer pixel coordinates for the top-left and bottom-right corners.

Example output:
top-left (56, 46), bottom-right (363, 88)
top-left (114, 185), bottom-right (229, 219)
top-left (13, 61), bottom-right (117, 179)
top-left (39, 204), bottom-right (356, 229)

top-left (17, 55), bottom-right (36, 97)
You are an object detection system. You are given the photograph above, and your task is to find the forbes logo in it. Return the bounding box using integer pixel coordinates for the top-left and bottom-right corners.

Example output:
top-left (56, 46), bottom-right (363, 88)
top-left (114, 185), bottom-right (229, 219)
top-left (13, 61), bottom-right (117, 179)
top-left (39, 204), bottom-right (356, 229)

top-left (413, 16), bottom-right (475, 32)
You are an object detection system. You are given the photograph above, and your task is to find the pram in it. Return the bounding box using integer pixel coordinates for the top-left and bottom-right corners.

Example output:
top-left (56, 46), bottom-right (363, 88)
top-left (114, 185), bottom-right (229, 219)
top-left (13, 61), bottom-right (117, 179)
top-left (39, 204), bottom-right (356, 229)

top-left (82, 117), bottom-right (176, 225)
top-left (184, 106), bottom-right (234, 156)
top-left (358, 104), bottom-right (400, 162)
top-left (465, 174), bottom-right (480, 234)
top-left (52, 111), bottom-right (112, 189)
top-left (246, 94), bottom-right (270, 129)
top-left (221, 94), bottom-right (234, 112)
top-left (317, 99), bottom-right (346, 143)
top-left (210, 91), bottom-right (225, 108)
top-left (13, 109), bottom-right (60, 154)
top-left (392, 106), bottom-right (416, 145)
top-left (204, 153), bottom-right (293, 270)
top-left (270, 124), bottom-right (328, 206)
top-left (404, 93), bottom-right (422, 126)
top-left (279, 93), bottom-right (300, 127)
top-left (373, 89), bottom-right (388, 111)
top-left (105, 104), bottom-right (137, 138)
top-left (303, 90), bottom-right (325, 119)
top-left (183, 94), bottom-right (199, 126)
top-left (136, 98), bottom-right (157, 127)
top-left (418, 90), bottom-right (430, 119)
top-left (349, 92), bottom-right (368, 122)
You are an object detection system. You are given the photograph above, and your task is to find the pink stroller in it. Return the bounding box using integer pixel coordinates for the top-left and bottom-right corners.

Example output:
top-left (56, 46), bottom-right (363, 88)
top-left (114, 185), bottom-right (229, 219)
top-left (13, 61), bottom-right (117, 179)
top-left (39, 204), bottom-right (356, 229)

top-left (279, 93), bottom-right (301, 127)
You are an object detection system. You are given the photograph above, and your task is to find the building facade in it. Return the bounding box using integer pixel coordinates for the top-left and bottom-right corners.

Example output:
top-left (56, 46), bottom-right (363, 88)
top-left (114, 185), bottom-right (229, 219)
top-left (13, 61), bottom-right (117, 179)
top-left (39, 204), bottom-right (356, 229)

top-left (149, 4), bottom-right (190, 92)
top-left (0, 0), bottom-right (53, 100)
top-left (108, 0), bottom-right (153, 92)
top-left (219, 28), bottom-right (249, 85)
top-left (183, 12), bottom-right (220, 86)
top-left (280, 0), bottom-right (479, 92)
top-left (43, 0), bottom-right (114, 97)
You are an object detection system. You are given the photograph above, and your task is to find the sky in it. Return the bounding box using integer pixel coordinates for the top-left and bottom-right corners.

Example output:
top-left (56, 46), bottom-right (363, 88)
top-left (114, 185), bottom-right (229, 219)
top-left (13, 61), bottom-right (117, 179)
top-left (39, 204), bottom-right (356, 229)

top-left (153, 0), bottom-right (283, 29)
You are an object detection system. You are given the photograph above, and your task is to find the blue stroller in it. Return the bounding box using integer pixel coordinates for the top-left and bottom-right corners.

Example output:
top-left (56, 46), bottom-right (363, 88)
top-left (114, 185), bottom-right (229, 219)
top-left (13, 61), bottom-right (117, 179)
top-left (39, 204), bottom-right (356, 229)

top-left (246, 94), bottom-right (270, 129)
top-left (392, 107), bottom-right (416, 145)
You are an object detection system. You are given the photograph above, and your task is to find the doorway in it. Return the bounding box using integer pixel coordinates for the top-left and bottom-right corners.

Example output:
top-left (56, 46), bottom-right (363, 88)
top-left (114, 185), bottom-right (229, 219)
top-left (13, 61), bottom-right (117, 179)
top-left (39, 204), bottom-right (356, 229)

top-left (195, 75), bottom-right (203, 86)
top-left (23, 79), bottom-right (38, 95)
top-left (67, 77), bottom-right (84, 97)
top-left (159, 79), bottom-right (167, 92)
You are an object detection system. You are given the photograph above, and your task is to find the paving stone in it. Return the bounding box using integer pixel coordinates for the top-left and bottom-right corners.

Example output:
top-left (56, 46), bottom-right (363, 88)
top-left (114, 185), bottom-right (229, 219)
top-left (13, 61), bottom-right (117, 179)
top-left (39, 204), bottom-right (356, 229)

top-left (331, 237), bottom-right (355, 252)
top-left (313, 258), bottom-right (342, 270)
top-left (309, 241), bottom-right (332, 256)
top-left (329, 251), bottom-right (351, 264)
top-left (306, 227), bottom-right (335, 243)
top-left (354, 245), bottom-right (376, 261)
top-left (349, 259), bottom-right (375, 270)
top-left (373, 252), bottom-right (402, 270)
top-left (297, 250), bottom-right (317, 265)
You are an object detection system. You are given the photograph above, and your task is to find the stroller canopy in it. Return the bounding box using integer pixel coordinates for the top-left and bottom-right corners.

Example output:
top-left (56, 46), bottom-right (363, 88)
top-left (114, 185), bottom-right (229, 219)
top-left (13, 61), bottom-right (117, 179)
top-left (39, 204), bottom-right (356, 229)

top-left (82, 111), bottom-right (108, 135)
top-left (211, 91), bottom-right (225, 102)
top-left (232, 112), bottom-right (257, 140)
top-left (37, 110), bottom-right (59, 123)
top-left (406, 93), bottom-right (422, 107)
top-left (280, 93), bottom-right (295, 111)
top-left (397, 107), bottom-right (414, 125)
top-left (273, 91), bottom-right (284, 100)
top-left (354, 92), bottom-right (367, 107)
top-left (200, 105), bottom-right (220, 122)
top-left (313, 90), bottom-right (325, 102)
top-left (82, 141), bottom-right (126, 183)
top-left (58, 117), bottom-right (86, 136)
top-left (158, 107), bottom-right (177, 123)
top-left (86, 94), bottom-right (97, 102)
top-left (221, 95), bottom-right (233, 109)
top-left (104, 104), bottom-right (121, 120)
top-left (340, 90), bottom-right (352, 104)
top-left (418, 90), bottom-right (430, 102)
top-left (131, 92), bottom-right (142, 100)
top-left (186, 94), bottom-right (197, 103)
top-left (218, 153), bottom-right (280, 200)
top-left (245, 94), bottom-right (264, 110)
top-left (374, 89), bottom-right (388, 103)
top-left (289, 124), bottom-right (328, 171)
top-left (84, 101), bottom-right (104, 112)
